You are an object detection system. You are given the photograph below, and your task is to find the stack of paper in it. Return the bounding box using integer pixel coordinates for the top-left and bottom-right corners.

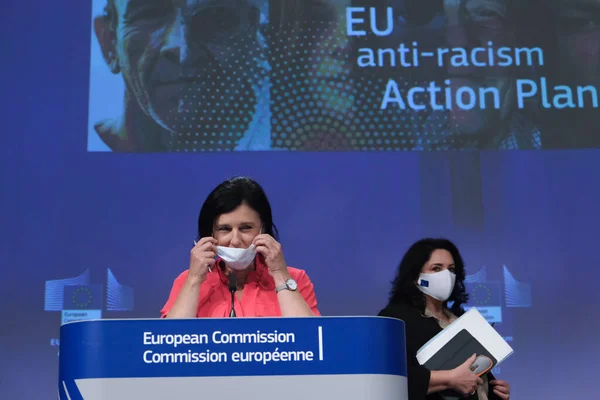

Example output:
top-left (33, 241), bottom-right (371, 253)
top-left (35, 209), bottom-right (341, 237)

top-left (416, 307), bottom-right (513, 369)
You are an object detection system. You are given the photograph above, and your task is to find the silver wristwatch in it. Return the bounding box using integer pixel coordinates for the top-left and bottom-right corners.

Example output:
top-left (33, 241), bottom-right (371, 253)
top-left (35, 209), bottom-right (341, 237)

top-left (275, 278), bottom-right (298, 293)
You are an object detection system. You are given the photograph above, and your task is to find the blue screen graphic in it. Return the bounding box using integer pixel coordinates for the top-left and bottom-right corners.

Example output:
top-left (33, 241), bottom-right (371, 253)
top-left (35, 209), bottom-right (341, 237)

top-left (2, 1), bottom-right (599, 399)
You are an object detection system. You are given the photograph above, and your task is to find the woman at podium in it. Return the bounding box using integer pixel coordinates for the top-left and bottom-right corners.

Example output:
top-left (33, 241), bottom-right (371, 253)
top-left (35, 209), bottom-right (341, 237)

top-left (161, 176), bottom-right (320, 318)
top-left (378, 238), bottom-right (511, 400)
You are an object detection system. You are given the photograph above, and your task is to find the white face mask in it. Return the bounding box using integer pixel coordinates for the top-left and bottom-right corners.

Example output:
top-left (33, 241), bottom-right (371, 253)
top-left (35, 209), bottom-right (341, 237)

top-left (216, 245), bottom-right (257, 270)
top-left (416, 269), bottom-right (456, 301)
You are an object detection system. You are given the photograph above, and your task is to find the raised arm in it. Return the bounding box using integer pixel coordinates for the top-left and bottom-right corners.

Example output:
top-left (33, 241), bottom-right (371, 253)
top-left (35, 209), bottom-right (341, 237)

top-left (253, 234), bottom-right (319, 317)
top-left (162, 237), bottom-right (217, 318)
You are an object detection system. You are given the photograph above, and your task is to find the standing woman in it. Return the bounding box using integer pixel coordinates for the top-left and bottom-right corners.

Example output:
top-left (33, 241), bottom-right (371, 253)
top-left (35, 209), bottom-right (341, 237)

top-left (161, 176), bottom-right (320, 318)
top-left (378, 238), bottom-right (511, 400)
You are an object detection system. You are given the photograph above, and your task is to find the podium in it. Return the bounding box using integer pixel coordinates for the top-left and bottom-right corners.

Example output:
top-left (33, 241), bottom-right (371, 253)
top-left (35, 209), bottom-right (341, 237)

top-left (59, 316), bottom-right (408, 400)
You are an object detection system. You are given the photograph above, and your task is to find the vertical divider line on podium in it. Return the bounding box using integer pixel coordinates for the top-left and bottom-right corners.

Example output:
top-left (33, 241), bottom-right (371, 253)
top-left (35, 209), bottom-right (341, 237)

top-left (318, 325), bottom-right (324, 361)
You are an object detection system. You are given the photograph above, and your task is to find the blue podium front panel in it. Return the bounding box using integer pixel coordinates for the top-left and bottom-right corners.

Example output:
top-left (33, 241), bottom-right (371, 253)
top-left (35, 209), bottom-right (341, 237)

top-left (59, 316), bottom-right (407, 400)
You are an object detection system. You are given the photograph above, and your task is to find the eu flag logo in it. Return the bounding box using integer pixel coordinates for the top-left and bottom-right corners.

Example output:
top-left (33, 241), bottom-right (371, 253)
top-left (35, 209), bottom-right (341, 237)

top-left (466, 282), bottom-right (501, 306)
top-left (420, 279), bottom-right (429, 287)
top-left (63, 284), bottom-right (103, 310)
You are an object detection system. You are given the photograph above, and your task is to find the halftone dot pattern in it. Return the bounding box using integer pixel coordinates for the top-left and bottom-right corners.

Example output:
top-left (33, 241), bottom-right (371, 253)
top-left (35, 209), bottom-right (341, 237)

top-left (269, 22), bottom-right (354, 150)
top-left (162, 28), bottom-right (270, 152)
top-left (265, 4), bottom-right (543, 151)
top-left (352, 75), bottom-right (449, 151)
top-left (139, 3), bottom-right (542, 152)
top-left (268, 22), bottom-right (356, 150)
top-left (267, 19), bottom-right (461, 151)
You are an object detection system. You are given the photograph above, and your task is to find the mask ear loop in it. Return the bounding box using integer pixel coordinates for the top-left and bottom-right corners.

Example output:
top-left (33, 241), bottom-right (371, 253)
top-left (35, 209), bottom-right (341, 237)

top-left (209, 226), bottom-right (221, 273)
top-left (254, 225), bottom-right (265, 250)
top-left (249, 226), bottom-right (263, 271)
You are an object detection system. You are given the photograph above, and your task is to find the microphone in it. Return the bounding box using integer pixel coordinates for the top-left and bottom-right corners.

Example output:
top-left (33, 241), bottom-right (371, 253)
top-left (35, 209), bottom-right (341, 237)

top-left (228, 274), bottom-right (237, 318)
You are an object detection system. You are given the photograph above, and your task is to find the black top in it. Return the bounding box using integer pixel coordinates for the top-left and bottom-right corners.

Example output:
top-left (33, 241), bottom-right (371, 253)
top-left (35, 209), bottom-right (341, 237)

top-left (378, 303), bottom-right (500, 400)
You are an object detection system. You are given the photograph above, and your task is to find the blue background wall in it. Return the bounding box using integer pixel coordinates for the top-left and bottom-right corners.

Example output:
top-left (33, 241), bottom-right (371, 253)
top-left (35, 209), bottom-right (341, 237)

top-left (2, 0), bottom-right (599, 398)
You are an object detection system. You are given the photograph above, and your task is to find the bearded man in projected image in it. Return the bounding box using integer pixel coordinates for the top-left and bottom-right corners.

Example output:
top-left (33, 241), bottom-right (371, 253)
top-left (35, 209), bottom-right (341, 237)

top-left (92, 0), bottom-right (270, 152)
top-left (161, 177), bottom-right (320, 318)
top-left (379, 238), bottom-right (511, 400)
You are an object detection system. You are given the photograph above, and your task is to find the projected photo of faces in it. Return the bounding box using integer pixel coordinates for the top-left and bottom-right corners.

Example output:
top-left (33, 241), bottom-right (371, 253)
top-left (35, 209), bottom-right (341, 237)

top-left (88, 0), bottom-right (600, 152)
top-left (89, 0), bottom-right (270, 152)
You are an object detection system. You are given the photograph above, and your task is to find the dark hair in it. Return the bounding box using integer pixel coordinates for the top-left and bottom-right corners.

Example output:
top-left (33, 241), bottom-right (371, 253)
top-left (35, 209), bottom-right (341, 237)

top-left (387, 238), bottom-right (468, 316)
top-left (197, 176), bottom-right (278, 239)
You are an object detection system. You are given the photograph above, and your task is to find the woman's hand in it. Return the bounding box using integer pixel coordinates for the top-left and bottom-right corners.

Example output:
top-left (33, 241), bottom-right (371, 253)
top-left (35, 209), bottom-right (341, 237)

top-left (490, 379), bottom-right (510, 399)
top-left (188, 237), bottom-right (217, 284)
top-left (449, 354), bottom-right (484, 397)
top-left (253, 234), bottom-right (288, 279)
